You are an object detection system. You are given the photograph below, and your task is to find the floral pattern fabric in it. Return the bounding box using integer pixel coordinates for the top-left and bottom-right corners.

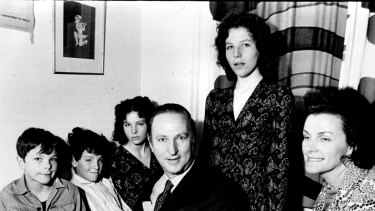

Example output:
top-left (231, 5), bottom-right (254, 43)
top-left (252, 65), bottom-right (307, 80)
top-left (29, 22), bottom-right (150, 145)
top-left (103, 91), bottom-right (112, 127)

top-left (110, 146), bottom-right (163, 209)
top-left (201, 79), bottom-right (294, 211)
top-left (313, 160), bottom-right (375, 211)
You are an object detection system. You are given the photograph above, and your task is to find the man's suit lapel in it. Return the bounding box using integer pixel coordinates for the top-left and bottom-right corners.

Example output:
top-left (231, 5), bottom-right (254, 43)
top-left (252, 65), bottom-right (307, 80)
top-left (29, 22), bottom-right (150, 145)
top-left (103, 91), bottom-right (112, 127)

top-left (161, 162), bottom-right (203, 210)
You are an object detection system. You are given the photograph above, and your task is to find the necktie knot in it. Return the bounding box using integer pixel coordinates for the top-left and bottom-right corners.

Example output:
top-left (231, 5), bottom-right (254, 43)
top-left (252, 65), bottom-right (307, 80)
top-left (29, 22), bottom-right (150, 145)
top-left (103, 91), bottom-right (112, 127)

top-left (154, 180), bottom-right (174, 211)
top-left (164, 180), bottom-right (173, 192)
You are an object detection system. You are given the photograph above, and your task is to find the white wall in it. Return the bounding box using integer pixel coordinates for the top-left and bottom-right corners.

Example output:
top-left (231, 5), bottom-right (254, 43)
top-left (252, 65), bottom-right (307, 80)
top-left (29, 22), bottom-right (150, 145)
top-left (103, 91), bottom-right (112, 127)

top-left (0, 1), bottom-right (143, 189)
top-left (0, 1), bottom-right (218, 189)
top-left (140, 2), bottom-right (197, 108)
top-left (140, 1), bottom-right (218, 125)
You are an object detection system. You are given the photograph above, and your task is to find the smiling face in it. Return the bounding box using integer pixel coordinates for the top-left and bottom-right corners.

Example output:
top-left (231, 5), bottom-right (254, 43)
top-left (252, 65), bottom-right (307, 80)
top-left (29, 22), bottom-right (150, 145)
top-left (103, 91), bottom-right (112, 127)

top-left (73, 150), bottom-right (103, 182)
top-left (225, 27), bottom-right (259, 79)
top-left (123, 111), bottom-right (148, 146)
top-left (18, 145), bottom-right (58, 187)
top-left (149, 112), bottom-right (194, 179)
top-left (302, 113), bottom-right (353, 178)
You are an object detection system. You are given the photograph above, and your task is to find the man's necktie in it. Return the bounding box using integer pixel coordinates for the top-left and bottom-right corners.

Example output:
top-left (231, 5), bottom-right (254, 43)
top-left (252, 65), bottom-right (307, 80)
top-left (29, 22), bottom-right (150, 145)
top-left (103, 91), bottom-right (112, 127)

top-left (154, 180), bottom-right (174, 211)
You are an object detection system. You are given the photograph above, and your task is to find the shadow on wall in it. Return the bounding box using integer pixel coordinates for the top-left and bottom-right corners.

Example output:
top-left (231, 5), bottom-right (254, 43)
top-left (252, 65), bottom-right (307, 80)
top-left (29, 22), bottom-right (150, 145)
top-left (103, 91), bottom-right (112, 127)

top-left (194, 121), bottom-right (204, 157)
top-left (358, 77), bottom-right (375, 104)
top-left (287, 95), bottom-right (308, 211)
top-left (57, 139), bottom-right (73, 181)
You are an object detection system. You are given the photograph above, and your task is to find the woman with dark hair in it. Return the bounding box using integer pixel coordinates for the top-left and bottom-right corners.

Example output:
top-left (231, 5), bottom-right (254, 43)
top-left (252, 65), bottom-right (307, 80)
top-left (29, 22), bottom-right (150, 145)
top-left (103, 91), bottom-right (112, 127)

top-left (110, 96), bottom-right (163, 210)
top-left (200, 12), bottom-right (295, 211)
top-left (302, 87), bottom-right (375, 211)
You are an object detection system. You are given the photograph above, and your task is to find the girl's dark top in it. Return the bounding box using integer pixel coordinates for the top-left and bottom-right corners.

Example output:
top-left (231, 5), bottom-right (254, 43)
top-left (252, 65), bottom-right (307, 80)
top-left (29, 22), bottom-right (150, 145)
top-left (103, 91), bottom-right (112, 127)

top-left (200, 79), bottom-right (295, 211)
top-left (110, 145), bottom-right (163, 209)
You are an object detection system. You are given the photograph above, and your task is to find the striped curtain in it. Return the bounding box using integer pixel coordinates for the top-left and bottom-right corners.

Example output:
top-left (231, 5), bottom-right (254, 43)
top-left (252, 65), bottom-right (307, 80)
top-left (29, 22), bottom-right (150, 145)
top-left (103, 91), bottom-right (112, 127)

top-left (209, 2), bottom-right (348, 97)
top-left (339, 2), bottom-right (375, 103)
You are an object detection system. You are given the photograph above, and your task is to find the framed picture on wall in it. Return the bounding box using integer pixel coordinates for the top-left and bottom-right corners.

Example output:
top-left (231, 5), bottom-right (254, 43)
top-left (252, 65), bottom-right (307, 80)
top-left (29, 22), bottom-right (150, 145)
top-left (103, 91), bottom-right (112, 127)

top-left (54, 1), bottom-right (106, 74)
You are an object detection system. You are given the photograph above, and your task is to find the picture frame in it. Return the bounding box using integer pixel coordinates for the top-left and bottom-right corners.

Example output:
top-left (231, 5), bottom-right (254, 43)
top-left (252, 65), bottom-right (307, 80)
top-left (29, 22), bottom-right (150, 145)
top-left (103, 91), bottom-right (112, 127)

top-left (54, 1), bottom-right (106, 75)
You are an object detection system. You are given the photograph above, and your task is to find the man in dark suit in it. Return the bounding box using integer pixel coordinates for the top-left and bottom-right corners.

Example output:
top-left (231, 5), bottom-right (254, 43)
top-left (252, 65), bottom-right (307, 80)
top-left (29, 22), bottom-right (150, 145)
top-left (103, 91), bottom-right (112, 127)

top-left (143, 103), bottom-right (249, 211)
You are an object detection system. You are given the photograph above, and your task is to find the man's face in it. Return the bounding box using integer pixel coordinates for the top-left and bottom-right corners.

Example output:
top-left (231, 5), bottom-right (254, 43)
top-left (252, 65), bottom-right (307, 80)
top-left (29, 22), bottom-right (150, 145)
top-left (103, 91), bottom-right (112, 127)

top-left (149, 112), bottom-right (194, 179)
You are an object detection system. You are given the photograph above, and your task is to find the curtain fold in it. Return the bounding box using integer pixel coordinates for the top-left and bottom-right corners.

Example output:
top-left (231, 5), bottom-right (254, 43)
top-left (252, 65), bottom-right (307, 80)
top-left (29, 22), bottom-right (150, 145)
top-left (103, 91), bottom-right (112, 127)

top-left (340, 2), bottom-right (375, 103)
top-left (360, 2), bottom-right (375, 103)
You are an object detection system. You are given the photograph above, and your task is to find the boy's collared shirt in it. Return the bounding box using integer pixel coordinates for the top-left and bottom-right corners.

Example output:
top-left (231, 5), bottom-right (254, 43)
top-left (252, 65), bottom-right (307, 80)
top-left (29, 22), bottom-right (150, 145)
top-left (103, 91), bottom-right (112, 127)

top-left (71, 172), bottom-right (131, 211)
top-left (0, 174), bottom-right (85, 210)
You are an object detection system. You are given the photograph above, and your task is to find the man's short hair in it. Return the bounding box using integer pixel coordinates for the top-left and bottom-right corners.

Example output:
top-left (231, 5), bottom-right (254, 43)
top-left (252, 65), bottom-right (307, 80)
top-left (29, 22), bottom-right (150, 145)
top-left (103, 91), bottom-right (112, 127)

top-left (148, 103), bottom-right (196, 139)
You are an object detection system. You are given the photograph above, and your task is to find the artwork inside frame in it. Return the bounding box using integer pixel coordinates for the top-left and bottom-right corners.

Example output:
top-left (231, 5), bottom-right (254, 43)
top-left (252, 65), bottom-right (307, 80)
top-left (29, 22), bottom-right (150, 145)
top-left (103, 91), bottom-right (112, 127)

top-left (54, 1), bottom-right (106, 75)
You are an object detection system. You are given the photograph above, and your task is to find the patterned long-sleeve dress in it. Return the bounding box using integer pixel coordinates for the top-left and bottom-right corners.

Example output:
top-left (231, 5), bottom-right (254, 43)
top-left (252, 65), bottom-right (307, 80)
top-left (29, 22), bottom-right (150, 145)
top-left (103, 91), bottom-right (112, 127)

top-left (110, 146), bottom-right (163, 210)
top-left (200, 79), bottom-right (294, 211)
top-left (313, 160), bottom-right (375, 211)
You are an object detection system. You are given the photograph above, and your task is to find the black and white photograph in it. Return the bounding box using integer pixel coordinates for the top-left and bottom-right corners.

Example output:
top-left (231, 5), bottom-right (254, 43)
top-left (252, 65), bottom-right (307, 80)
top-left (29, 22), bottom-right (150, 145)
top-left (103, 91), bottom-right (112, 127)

top-left (1, 1), bottom-right (375, 211)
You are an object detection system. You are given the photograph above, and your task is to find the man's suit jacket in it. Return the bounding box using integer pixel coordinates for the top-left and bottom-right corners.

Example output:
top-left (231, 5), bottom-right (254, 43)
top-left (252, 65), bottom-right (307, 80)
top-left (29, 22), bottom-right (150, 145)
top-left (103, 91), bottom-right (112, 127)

top-left (158, 161), bottom-right (250, 211)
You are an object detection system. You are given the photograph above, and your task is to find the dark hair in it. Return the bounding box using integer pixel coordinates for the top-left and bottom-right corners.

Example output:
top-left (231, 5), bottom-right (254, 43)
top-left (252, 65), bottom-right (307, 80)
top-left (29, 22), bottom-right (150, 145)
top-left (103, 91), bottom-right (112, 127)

top-left (17, 127), bottom-right (63, 160)
top-left (112, 96), bottom-right (156, 145)
top-left (215, 12), bottom-right (277, 82)
top-left (67, 127), bottom-right (110, 161)
top-left (148, 103), bottom-right (196, 140)
top-left (304, 86), bottom-right (375, 169)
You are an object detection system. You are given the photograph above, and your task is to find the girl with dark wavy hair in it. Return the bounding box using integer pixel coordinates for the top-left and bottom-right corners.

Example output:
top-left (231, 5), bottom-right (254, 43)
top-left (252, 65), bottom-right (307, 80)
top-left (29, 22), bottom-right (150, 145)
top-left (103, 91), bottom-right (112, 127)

top-left (200, 12), bottom-right (295, 211)
top-left (110, 96), bottom-right (162, 210)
